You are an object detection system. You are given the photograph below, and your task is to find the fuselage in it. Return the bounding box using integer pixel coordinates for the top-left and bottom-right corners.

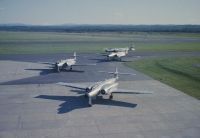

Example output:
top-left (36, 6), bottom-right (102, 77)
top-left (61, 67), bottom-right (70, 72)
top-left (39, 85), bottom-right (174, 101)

top-left (107, 51), bottom-right (127, 60)
top-left (55, 58), bottom-right (76, 71)
top-left (87, 77), bottom-right (118, 98)
top-left (105, 47), bottom-right (134, 53)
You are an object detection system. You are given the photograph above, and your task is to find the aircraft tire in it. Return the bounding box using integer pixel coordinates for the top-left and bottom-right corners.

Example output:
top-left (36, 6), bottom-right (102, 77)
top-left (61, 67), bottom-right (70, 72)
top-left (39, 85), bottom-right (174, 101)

top-left (109, 94), bottom-right (113, 99)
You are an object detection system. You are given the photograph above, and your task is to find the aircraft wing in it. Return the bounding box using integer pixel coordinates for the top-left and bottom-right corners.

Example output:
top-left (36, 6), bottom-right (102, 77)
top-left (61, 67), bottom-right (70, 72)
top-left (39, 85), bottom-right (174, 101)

top-left (72, 63), bottom-right (96, 66)
top-left (111, 89), bottom-right (153, 94)
top-left (56, 82), bottom-right (87, 90)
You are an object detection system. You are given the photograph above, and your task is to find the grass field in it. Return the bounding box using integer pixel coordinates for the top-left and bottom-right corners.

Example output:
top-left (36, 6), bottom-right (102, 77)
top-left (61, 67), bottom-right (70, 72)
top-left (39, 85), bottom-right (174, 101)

top-left (125, 57), bottom-right (200, 99)
top-left (137, 42), bottom-right (200, 52)
top-left (0, 31), bottom-right (200, 54)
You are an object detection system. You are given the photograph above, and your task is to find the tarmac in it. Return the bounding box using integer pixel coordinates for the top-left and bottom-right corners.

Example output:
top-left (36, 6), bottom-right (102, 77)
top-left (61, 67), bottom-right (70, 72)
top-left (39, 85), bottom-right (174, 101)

top-left (0, 53), bottom-right (200, 138)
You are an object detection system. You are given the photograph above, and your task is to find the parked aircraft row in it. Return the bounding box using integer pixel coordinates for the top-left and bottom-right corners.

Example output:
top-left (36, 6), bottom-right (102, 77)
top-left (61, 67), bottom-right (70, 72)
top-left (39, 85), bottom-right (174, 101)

top-left (39, 46), bottom-right (152, 106)
top-left (41, 46), bottom-right (135, 72)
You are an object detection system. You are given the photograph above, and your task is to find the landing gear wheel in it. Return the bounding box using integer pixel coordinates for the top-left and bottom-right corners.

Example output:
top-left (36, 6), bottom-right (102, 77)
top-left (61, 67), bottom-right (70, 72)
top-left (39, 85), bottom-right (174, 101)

top-left (109, 94), bottom-right (113, 99)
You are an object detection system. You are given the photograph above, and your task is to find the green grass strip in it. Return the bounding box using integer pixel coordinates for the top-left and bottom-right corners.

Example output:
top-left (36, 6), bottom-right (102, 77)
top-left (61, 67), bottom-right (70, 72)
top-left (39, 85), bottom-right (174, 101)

top-left (125, 57), bottom-right (200, 99)
top-left (136, 42), bottom-right (200, 52)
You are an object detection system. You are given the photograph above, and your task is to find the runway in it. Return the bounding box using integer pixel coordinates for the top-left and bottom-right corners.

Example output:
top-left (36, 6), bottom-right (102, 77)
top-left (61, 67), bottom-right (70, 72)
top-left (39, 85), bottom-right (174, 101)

top-left (0, 53), bottom-right (200, 138)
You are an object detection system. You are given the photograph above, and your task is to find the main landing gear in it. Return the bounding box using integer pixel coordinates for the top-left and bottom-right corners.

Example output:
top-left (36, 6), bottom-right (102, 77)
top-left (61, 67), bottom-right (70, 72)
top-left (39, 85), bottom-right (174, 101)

top-left (87, 94), bottom-right (113, 107)
top-left (109, 93), bottom-right (113, 99)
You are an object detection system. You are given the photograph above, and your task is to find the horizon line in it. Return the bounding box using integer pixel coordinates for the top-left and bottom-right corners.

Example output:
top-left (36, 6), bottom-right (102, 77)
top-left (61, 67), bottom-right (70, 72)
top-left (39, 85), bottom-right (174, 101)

top-left (0, 23), bottom-right (200, 26)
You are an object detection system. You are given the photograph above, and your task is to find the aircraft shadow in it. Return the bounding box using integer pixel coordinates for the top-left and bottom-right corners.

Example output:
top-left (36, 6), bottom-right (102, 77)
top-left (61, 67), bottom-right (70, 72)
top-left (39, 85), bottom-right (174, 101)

top-left (25, 68), bottom-right (84, 75)
top-left (70, 89), bottom-right (86, 94)
top-left (35, 95), bottom-right (137, 114)
top-left (25, 68), bottom-right (56, 75)
top-left (89, 58), bottom-right (129, 63)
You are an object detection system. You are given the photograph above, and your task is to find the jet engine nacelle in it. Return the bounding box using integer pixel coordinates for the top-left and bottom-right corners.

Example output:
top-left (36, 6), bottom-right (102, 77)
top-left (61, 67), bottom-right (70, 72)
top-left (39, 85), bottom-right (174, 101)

top-left (100, 89), bottom-right (106, 94)
top-left (100, 83), bottom-right (118, 95)
top-left (55, 64), bottom-right (60, 72)
top-left (86, 87), bottom-right (92, 92)
top-left (114, 55), bottom-right (118, 58)
top-left (100, 85), bottom-right (114, 95)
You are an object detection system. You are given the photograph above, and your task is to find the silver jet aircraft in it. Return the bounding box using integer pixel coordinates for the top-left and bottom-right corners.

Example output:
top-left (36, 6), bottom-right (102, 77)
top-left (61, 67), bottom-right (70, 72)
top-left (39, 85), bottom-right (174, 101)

top-left (105, 45), bottom-right (135, 61)
top-left (44, 52), bottom-right (95, 72)
top-left (106, 51), bottom-right (128, 61)
top-left (57, 68), bottom-right (152, 106)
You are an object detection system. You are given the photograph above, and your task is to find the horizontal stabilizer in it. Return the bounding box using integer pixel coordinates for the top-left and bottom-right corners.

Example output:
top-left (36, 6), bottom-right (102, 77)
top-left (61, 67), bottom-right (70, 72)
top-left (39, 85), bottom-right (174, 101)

top-left (98, 71), bottom-right (136, 76)
top-left (112, 89), bottom-right (153, 94)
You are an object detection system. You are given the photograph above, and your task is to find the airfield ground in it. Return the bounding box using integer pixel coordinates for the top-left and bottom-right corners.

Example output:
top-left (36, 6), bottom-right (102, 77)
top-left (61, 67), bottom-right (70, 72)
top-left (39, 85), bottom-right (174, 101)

top-left (0, 32), bottom-right (200, 137)
top-left (0, 52), bottom-right (200, 138)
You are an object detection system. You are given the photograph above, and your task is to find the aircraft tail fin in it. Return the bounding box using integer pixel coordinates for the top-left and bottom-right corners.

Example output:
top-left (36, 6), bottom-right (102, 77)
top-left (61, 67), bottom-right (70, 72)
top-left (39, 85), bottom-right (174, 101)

top-left (73, 52), bottom-right (76, 60)
top-left (129, 43), bottom-right (135, 51)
